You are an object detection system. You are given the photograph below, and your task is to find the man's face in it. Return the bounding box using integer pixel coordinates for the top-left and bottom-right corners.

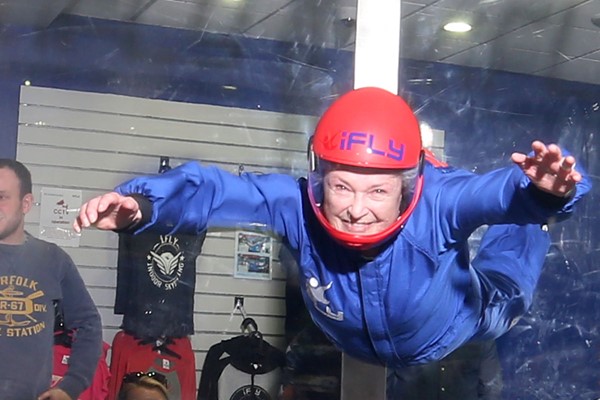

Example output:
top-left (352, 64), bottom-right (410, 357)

top-left (0, 167), bottom-right (31, 244)
top-left (322, 165), bottom-right (403, 236)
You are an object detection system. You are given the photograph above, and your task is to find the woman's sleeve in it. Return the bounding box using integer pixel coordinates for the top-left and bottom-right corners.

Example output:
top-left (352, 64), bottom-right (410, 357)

top-left (115, 161), bottom-right (303, 239)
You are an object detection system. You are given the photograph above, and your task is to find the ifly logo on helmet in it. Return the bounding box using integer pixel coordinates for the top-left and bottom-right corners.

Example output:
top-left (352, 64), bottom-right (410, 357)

top-left (340, 131), bottom-right (405, 161)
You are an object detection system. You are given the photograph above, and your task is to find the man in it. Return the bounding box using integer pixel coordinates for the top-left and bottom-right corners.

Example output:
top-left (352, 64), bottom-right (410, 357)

top-left (0, 159), bottom-right (102, 399)
top-left (73, 87), bottom-right (591, 368)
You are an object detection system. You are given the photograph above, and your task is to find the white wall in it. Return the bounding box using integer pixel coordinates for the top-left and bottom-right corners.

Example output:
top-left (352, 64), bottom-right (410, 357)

top-left (17, 85), bottom-right (315, 382)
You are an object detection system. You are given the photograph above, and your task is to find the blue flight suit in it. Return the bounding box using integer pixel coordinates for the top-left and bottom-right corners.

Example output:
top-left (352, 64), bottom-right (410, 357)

top-left (116, 159), bottom-right (590, 367)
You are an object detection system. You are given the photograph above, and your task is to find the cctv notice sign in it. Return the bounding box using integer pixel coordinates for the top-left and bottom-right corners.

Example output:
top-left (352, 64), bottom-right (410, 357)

top-left (39, 187), bottom-right (82, 247)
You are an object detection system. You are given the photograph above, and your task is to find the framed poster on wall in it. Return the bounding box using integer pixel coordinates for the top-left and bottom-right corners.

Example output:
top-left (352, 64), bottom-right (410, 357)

top-left (233, 230), bottom-right (273, 280)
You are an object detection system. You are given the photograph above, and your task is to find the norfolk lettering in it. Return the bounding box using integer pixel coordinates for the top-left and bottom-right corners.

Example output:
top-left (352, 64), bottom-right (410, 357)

top-left (0, 275), bottom-right (39, 291)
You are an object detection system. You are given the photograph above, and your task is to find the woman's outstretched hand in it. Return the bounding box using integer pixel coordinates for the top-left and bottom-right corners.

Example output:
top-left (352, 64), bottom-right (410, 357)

top-left (512, 140), bottom-right (581, 197)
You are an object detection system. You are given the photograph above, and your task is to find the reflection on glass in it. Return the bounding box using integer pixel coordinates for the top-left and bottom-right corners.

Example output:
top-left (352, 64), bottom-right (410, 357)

top-left (0, 1), bottom-right (598, 399)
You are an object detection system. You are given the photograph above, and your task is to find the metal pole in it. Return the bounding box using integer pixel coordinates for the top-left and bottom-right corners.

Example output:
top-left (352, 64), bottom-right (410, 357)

top-left (342, 1), bottom-right (402, 399)
top-left (353, 0), bottom-right (401, 94)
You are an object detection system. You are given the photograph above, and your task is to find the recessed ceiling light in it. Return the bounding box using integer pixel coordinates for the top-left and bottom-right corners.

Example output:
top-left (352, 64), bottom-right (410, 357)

top-left (339, 17), bottom-right (356, 28)
top-left (443, 21), bottom-right (472, 33)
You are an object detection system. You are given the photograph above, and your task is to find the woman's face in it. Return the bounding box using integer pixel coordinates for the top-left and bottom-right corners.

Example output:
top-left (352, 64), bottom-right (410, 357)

top-left (321, 165), bottom-right (403, 236)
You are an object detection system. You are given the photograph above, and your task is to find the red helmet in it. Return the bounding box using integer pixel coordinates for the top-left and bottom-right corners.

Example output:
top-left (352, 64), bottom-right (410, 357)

top-left (307, 87), bottom-right (425, 250)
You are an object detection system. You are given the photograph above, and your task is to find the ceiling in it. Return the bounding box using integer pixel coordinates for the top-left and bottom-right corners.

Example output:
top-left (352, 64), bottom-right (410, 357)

top-left (2, 0), bottom-right (600, 86)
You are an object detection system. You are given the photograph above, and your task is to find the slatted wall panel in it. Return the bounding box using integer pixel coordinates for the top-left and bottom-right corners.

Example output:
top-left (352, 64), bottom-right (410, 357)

top-left (17, 85), bottom-right (315, 383)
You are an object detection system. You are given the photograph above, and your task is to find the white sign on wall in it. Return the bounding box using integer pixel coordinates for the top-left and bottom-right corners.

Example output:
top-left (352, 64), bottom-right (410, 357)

top-left (39, 187), bottom-right (82, 247)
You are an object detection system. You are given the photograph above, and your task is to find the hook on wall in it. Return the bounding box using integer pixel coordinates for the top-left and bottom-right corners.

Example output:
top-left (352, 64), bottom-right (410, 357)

top-left (234, 296), bottom-right (245, 314)
top-left (233, 296), bottom-right (260, 335)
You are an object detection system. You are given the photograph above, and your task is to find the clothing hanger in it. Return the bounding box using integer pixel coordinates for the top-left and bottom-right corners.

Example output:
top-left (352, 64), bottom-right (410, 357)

top-left (135, 334), bottom-right (182, 359)
top-left (234, 300), bottom-right (264, 343)
top-left (241, 317), bottom-right (263, 340)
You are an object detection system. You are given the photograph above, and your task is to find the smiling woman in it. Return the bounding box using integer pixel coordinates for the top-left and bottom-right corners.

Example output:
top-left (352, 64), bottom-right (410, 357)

top-left (72, 85), bottom-right (591, 379)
